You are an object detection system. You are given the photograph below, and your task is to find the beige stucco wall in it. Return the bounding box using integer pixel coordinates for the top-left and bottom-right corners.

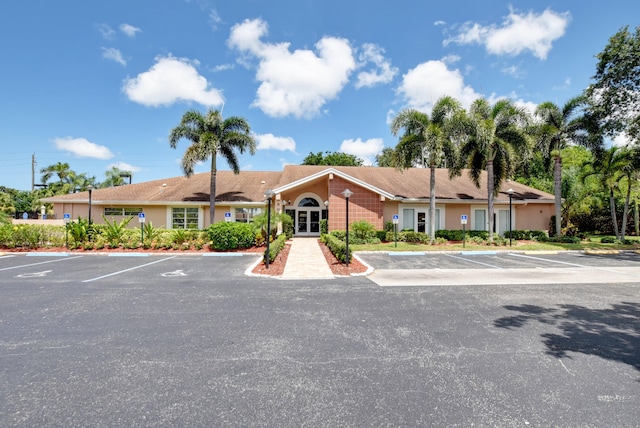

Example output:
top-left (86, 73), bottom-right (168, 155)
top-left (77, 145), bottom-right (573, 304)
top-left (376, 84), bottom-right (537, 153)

top-left (514, 203), bottom-right (553, 231)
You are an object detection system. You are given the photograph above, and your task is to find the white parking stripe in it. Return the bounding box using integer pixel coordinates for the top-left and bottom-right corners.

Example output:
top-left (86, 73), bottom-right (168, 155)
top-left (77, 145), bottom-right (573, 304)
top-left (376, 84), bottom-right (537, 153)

top-left (0, 256), bottom-right (84, 271)
top-left (81, 256), bottom-right (178, 283)
top-left (445, 253), bottom-right (502, 269)
top-left (509, 253), bottom-right (640, 278)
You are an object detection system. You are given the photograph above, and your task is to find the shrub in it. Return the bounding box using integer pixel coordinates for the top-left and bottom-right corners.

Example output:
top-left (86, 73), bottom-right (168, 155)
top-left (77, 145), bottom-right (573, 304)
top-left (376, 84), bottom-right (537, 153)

top-left (351, 220), bottom-right (377, 241)
top-left (208, 222), bottom-right (256, 250)
top-left (264, 233), bottom-right (287, 263)
top-left (321, 233), bottom-right (351, 263)
top-left (101, 215), bottom-right (134, 247)
top-left (600, 236), bottom-right (617, 244)
top-left (319, 219), bottom-right (328, 235)
top-left (508, 230), bottom-right (547, 240)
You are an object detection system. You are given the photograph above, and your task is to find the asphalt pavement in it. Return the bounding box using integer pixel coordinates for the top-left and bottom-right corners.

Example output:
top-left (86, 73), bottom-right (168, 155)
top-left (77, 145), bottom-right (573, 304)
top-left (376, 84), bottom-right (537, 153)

top-left (0, 251), bottom-right (639, 426)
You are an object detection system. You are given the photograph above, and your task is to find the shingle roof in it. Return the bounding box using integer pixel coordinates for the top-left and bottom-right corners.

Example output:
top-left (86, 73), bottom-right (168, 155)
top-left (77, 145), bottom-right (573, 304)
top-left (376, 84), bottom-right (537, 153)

top-left (43, 165), bottom-right (553, 204)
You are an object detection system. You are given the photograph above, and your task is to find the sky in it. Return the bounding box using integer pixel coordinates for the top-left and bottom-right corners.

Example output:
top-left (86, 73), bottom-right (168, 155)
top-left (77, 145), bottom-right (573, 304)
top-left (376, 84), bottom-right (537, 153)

top-left (1, 0), bottom-right (639, 191)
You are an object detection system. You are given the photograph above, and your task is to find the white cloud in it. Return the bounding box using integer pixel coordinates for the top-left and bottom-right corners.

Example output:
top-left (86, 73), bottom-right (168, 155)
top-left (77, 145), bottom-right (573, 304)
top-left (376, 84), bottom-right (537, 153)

top-left (445, 8), bottom-right (570, 60)
top-left (97, 24), bottom-right (116, 40)
top-left (501, 64), bottom-right (525, 78)
top-left (434, 20), bottom-right (446, 26)
top-left (255, 133), bottom-right (296, 152)
top-left (227, 18), bottom-right (356, 118)
top-left (102, 47), bottom-right (126, 66)
top-left (397, 60), bottom-right (480, 112)
top-left (119, 23), bottom-right (141, 37)
top-left (355, 43), bottom-right (398, 89)
top-left (53, 137), bottom-right (114, 159)
top-left (122, 55), bottom-right (224, 107)
top-left (441, 54), bottom-right (461, 65)
top-left (339, 138), bottom-right (384, 166)
top-left (106, 161), bottom-right (141, 172)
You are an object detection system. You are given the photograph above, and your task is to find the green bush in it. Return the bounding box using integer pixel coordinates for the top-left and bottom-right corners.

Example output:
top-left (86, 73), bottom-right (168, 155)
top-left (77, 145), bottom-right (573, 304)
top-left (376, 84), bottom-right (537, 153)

top-left (321, 233), bottom-right (351, 263)
top-left (208, 222), bottom-right (256, 250)
top-left (264, 233), bottom-right (287, 263)
top-left (600, 236), bottom-right (617, 244)
top-left (375, 230), bottom-right (387, 241)
top-left (508, 230), bottom-right (547, 240)
top-left (351, 220), bottom-right (377, 241)
top-left (319, 219), bottom-right (328, 235)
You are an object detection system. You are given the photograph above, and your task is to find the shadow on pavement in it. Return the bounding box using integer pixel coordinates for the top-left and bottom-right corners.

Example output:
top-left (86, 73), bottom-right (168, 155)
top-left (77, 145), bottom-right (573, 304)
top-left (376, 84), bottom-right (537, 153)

top-left (494, 302), bottom-right (640, 372)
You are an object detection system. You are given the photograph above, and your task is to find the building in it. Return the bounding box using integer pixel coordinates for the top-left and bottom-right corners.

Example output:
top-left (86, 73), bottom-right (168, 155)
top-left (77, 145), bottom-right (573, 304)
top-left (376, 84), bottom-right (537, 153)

top-left (42, 165), bottom-right (555, 237)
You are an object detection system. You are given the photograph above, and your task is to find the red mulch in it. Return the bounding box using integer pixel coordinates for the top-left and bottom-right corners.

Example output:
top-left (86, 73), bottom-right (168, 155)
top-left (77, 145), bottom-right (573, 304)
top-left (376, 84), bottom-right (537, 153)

top-left (251, 239), bottom-right (369, 277)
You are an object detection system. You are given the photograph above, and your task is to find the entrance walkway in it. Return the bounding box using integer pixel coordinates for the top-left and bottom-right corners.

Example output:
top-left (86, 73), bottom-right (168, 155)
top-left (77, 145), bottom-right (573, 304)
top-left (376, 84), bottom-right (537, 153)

top-left (282, 237), bottom-right (334, 279)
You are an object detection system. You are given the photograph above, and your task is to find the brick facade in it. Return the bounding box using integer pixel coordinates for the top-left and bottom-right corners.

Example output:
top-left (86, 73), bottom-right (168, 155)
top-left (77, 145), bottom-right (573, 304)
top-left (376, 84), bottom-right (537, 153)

top-left (327, 176), bottom-right (384, 231)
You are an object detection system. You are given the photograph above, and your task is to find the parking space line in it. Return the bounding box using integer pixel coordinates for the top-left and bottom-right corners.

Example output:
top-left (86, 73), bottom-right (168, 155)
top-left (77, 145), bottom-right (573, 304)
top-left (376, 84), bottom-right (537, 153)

top-left (445, 253), bottom-right (501, 269)
top-left (509, 253), bottom-right (640, 278)
top-left (81, 256), bottom-right (178, 283)
top-left (0, 256), bottom-right (84, 271)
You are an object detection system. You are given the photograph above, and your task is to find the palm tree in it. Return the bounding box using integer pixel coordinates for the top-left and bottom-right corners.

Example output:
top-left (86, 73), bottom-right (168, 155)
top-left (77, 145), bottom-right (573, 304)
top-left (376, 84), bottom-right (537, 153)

top-left (581, 146), bottom-right (631, 240)
top-left (40, 162), bottom-right (72, 191)
top-left (390, 96), bottom-right (462, 243)
top-left (533, 96), bottom-right (600, 237)
top-left (169, 109), bottom-right (256, 224)
top-left (452, 98), bottom-right (530, 242)
top-left (101, 166), bottom-right (132, 188)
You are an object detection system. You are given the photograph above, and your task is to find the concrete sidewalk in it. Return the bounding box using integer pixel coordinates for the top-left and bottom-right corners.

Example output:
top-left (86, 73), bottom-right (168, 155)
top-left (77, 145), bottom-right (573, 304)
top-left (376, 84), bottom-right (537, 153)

top-left (282, 237), bottom-right (334, 279)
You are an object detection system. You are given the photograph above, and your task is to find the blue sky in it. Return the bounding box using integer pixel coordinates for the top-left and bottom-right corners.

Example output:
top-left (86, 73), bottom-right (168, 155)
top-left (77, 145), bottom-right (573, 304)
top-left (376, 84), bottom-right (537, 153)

top-left (1, 0), bottom-right (638, 191)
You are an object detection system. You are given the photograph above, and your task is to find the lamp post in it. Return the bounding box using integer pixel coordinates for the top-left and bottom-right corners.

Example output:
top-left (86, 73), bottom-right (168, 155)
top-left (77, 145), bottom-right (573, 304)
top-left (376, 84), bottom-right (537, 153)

top-left (341, 189), bottom-right (353, 267)
top-left (264, 189), bottom-right (275, 268)
top-left (87, 185), bottom-right (94, 224)
top-left (507, 188), bottom-right (514, 247)
top-left (324, 200), bottom-right (329, 233)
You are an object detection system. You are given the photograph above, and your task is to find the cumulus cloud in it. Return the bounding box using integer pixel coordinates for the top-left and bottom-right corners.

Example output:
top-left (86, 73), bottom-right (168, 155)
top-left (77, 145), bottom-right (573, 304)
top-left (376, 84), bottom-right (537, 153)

top-left (122, 55), bottom-right (224, 107)
top-left (397, 60), bottom-right (480, 112)
top-left (355, 43), bottom-right (398, 89)
top-left (119, 23), bottom-right (141, 37)
top-left (445, 8), bottom-right (570, 60)
top-left (340, 138), bottom-right (384, 166)
top-left (102, 47), bottom-right (126, 66)
top-left (255, 133), bottom-right (296, 152)
top-left (227, 18), bottom-right (356, 118)
top-left (53, 137), bottom-right (114, 159)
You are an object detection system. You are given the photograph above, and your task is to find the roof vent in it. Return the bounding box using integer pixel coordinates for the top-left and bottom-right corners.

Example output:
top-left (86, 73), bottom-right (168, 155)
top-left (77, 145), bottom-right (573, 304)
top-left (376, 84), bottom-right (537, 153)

top-left (162, 183), bottom-right (167, 187)
top-left (261, 180), bottom-right (266, 184)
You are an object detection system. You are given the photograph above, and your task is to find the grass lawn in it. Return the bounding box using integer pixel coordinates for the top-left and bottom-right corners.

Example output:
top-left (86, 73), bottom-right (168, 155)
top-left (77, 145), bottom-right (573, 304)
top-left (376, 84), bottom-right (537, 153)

top-left (351, 235), bottom-right (640, 253)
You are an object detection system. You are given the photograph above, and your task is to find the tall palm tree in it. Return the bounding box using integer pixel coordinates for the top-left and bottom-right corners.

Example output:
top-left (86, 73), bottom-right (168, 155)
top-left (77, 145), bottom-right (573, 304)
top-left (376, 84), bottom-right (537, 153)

top-left (533, 96), bottom-right (600, 237)
top-left (452, 98), bottom-right (530, 242)
top-left (390, 96), bottom-right (462, 243)
top-left (101, 166), bottom-right (132, 188)
top-left (169, 109), bottom-right (256, 224)
top-left (581, 146), bottom-right (632, 240)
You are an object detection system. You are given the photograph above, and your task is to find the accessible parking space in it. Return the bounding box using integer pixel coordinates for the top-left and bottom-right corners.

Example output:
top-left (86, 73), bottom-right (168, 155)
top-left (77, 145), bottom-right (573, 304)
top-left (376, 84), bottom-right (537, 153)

top-left (0, 253), bottom-right (262, 285)
top-left (359, 251), bottom-right (640, 287)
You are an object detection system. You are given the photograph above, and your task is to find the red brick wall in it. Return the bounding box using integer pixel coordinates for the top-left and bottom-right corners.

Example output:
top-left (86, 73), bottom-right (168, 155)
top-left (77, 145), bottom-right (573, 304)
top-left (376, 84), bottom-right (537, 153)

top-left (328, 177), bottom-right (383, 231)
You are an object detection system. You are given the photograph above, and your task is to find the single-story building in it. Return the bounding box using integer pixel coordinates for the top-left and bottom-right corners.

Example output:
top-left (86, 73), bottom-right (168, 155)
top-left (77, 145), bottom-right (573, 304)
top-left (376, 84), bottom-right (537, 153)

top-left (42, 165), bottom-right (555, 237)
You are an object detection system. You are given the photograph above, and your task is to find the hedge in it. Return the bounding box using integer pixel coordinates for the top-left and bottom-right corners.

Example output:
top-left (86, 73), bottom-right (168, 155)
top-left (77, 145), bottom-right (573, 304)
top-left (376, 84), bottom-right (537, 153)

top-left (208, 222), bottom-right (255, 250)
top-left (264, 233), bottom-right (287, 263)
top-left (321, 233), bottom-right (351, 263)
top-left (385, 230), bottom-right (429, 243)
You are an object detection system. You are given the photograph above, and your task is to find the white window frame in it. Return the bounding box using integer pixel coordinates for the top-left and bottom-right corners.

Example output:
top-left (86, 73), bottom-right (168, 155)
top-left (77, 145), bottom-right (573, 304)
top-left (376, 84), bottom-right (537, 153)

top-left (168, 206), bottom-right (202, 230)
top-left (471, 206), bottom-right (488, 231)
top-left (399, 204), bottom-right (444, 233)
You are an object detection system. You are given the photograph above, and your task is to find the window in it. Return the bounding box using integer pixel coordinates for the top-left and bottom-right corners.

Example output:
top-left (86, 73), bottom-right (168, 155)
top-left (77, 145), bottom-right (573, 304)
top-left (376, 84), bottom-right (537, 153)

top-left (474, 209), bottom-right (486, 230)
top-left (298, 198), bottom-right (320, 207)
top-left (103, 207), bottom-right (142, 216)
top-left (402, 209), bottom-right (414, 230)
top-left (172, 207), bottom-right (199, 229)
top-left (235, 207), bottom-right (262, 223)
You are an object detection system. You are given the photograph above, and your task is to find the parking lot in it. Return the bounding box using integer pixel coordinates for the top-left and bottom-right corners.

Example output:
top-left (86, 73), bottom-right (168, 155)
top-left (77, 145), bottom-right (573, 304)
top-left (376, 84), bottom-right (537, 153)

top-left (1, 251), bottom-right (639, 426)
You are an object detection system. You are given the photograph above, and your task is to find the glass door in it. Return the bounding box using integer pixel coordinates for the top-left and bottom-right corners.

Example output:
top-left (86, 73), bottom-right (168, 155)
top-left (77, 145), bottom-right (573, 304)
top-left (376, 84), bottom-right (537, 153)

top-left (310, 211), bottom-right (320, 233)
top-left (297, 211), bottom-right (308, 234)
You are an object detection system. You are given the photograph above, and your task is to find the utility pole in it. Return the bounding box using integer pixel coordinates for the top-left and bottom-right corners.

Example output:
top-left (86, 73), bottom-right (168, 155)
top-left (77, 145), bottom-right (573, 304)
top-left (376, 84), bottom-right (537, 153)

top-left (32, 153), bottom-right (36, 191)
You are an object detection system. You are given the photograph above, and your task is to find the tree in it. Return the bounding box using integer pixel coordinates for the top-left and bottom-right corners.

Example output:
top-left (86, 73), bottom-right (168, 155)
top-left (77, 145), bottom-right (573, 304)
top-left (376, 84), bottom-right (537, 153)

top-left (375, 147), bottom-right (396, 167)
top-left (301, 151), bottom-right (363, 166)
top-left (101, 167), bottom-right (133, 188)
top-left (581, 146), bottom-right (632, 240)
top-left (390, 96), bottom-right (462, 243)
top-left (586, 26), bottom-right (640, 142)
top-left (533, 96), bottom-right (600, 237)
top-left (169, 109), bottom-right (256, 224)
top-left (40, 162), bottom-right (74, 193)
top-left (452, 98), bottom-right (530, 242)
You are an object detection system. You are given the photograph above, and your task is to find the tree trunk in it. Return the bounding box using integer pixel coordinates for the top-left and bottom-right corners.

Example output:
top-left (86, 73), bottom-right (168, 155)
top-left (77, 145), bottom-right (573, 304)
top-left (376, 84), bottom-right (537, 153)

top-left (429, 164), bottom-right (436, 244)
top-left (609, 190), bottom-right (619, 240)
top-left (621, 184), bottom-right (631, 241)
top-left (554, 155), bottom-right (562, 237)
top-left (487, 160), bottom-right (494, 242)
top-left (209, 156), bottom-right (217, 226)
